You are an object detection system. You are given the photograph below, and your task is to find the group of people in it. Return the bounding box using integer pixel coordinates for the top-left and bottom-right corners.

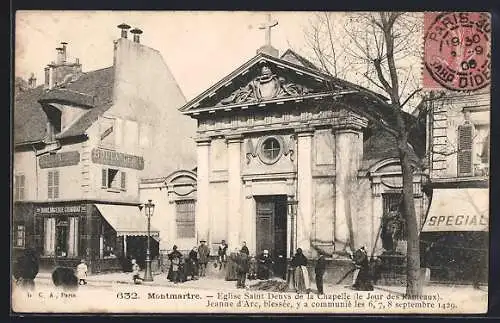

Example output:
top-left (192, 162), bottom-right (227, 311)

top-left (165, 239), bottom-right (211, 284)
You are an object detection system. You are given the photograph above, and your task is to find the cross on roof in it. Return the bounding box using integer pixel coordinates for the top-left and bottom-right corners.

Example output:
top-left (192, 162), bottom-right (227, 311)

top-left (259, 13), bottom-right (278, 47)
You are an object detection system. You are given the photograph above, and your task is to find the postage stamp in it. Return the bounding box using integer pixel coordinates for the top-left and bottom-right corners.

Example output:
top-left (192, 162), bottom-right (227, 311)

top-left (423, 12), bottom-right (491, 92)
top-left (11, 11), bottom-right (490, 315)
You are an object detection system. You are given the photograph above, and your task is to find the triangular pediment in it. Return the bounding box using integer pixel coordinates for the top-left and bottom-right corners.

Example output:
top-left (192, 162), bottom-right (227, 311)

top-left (180, 52), bottom-right (356, 115)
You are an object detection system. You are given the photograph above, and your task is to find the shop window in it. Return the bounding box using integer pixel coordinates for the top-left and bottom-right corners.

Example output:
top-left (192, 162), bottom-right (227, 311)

top-left (14, 225), bottom-right (25, 248)
top-left (44, 218), bottom-right (56, 256)
top-left (176, 199), bottom-right (195, 238)
top-left (55, 218), bottom-right (69, 257)
top-left (101, 222), bottom-right (117, 259)
top-left (101, 168), bottom-right (126, 191)
top-left (14, 174), bottom-right (25, 201)
top-left (68, 217), bottom-right (79, 257)
top-left (48, 170), bottom-right (60, 199)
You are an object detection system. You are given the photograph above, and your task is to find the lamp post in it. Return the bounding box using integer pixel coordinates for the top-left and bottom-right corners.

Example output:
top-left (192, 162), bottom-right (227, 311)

top-left (287, 197), bottom-right (298, 290)
top-left (143, 199), bottom-right (155, 282)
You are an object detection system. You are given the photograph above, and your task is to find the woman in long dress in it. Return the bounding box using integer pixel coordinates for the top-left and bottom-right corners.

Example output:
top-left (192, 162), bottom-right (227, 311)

top-left (291, 248), bottom-right (310, 293)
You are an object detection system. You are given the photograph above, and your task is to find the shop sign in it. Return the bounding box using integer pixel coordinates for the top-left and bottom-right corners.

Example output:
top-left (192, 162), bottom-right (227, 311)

top-left (91, 148), bottom-right (144, 170)
top-left (36, 204), bottom-right (86, 215)
top-left (39, 151), bottom-right (80, 169)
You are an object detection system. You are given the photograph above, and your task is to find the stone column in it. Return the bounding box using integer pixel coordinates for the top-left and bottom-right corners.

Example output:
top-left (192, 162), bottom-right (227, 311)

top-left (195, 137), bottom-right (211, 245)
top-left (296, 127), bottom-right (314, 257)
top-left (334, 128), bottom-right (363, 251)
top-left (226, 134), bottom-right (243, 251)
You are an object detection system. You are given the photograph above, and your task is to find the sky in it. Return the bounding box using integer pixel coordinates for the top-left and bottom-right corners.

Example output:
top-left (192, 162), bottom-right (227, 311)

top-left (15, 11), bottom-right (322, 101)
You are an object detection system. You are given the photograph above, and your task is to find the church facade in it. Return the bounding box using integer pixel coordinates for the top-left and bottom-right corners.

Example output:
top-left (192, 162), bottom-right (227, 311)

top-left (180, 45), bottom-right (429, 275)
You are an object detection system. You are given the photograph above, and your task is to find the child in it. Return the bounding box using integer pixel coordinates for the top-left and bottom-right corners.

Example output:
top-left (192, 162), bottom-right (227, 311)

top-left (131, 259), bottom-right (143, 284)
top-left (76, 259), bottom-right (88, 285)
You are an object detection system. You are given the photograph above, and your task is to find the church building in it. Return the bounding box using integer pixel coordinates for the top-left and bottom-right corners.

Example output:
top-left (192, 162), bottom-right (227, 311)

top-left (179, 17), bottom-right (429, 277)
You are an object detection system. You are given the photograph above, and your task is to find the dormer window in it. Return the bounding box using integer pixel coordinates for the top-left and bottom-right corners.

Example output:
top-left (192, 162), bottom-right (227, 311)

top-left (45, 105), bottom-right (62, 141)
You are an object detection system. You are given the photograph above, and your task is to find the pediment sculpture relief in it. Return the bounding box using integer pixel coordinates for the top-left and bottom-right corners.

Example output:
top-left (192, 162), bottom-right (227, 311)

top-left (219, 64), bottom-right (312, 106)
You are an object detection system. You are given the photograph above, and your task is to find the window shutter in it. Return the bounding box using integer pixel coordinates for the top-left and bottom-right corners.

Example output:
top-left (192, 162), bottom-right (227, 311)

top-left (120, 171), bottom-right (126, 191)
top-left (101, 168), bottom-right (108, 188)
top-left (48, 171), bottom-right (53, 198)
top-left (458, 124), bottom-right (474, 176)
top-left (53, 171), bottom-right (59, 198)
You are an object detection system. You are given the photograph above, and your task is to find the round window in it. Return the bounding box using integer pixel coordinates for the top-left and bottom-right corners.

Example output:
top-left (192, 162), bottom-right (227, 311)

top-left (259, 137), bottom-right (282, 164)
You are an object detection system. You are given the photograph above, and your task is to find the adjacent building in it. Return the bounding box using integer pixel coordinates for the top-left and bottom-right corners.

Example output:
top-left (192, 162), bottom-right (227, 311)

top-left (420, 91), bottom-right (489, 284)
top-left (12, 25), bottom-right (196, 273)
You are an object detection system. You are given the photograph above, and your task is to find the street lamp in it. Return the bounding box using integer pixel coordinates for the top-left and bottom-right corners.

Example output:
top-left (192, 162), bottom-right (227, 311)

top-left (287, 197), bottom-right (298, 290)
top-left (287, 197), bottom-right (298, 258)
top-left (143, 199), bottom-right (155, 282)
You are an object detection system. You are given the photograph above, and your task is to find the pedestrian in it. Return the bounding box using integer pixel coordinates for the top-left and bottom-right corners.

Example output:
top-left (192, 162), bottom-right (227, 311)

top-left (52, 266), bottom-right (79, 290)
top-left (248, 255), bottom-right (257, 280)
top-left (167, 245), bottom-right (183, 283)
top-left (257, 249), bottom-right (273, 280)
top-left (291, 248), bottom-right (310, 293)
top-left (315, 254), bottom-right (327, 295)
top-left (187, 246), bottom-right (199, 280)
top-left (131, 259), bottom-right (143, 284)
top-left (218, 240), bottom-right (228, 270)
top-left (76, 259), bottom-right (88, 285)
top-left (236, 249), bottom-right (249, 289)
top-left (198, 239), bottom-right (210, 277)
top-left (351, 246), bottom-right (373, 291)
top-left (13, 248), bottom-right (39, 290)
top-left (240, 241), bottom-right (249, 255)
top-left (225, 248), bottom-right (239, 281)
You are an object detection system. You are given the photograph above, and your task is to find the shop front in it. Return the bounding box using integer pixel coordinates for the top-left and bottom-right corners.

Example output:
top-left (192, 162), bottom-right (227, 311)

top-left (420, 188), bottom-right (489, 284)
top-left (33, 201), bottom-right (159, 274)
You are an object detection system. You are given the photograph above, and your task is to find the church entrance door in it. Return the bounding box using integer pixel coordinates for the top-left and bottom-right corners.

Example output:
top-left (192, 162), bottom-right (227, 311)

top-left (255, 195), bottom-right (287, 279)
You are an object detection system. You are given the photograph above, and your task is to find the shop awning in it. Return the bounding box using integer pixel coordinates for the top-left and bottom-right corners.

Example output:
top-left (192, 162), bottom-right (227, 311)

top-left (421, 188), bottom-right (489, 232)
top-left (95, 204), bottom-right (160, 241)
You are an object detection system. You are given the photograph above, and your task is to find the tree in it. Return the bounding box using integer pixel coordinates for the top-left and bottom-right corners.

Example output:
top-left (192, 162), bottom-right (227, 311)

top-left (304, 12), bottom-right (425, 296)
top-left (14, 77), bottom-right (29, 97)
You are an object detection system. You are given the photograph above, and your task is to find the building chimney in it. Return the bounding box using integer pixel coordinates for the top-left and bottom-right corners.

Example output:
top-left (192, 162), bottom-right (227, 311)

top-left (130, 28), bottom-right (143, 43)
top-left (28, 73), bottom-right (37, 88)
top-left (118, 23), bottom-right (131, 38)
top-left (56, 46), bottom-right (64, 64)
top-left (44, 67), bottom-right (50, 88)
top-left (60, 42), bottom-right (68, 63)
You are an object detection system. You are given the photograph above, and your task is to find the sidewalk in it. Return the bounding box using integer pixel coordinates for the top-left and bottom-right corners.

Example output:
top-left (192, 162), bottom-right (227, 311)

top-left (35, 270), bottom-right (488, 297)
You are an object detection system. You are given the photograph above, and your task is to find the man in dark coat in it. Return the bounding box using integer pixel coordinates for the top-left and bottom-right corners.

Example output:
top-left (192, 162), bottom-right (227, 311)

top-left (197, 240), bottom-right (210, 277)
top-left (240, 241), bottom-right (249, 255)
top-left (236, 249), bottom-right (249, 288)
top-left (315, 254), bottom-right (327, 295)
top-left (257, 249), bottom-right (274, 280)
top-left (14, 248), bottom-right (39, 290)
top-left (218, 240), bottom-right (228, 270)
top-left (187, 247), bottom-right (199, 280)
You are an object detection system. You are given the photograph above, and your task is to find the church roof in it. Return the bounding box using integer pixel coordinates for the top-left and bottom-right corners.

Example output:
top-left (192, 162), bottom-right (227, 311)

top-left (179, 51), bottom-right (388, 115)
top-left (14, 67), bottom-right (114, 146)
top-left (280, 49), bottom-right (319, 70)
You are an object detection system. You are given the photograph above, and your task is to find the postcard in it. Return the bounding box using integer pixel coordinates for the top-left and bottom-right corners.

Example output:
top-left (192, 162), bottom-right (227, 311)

top-left (12, 10), bottom-right (490, 314)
